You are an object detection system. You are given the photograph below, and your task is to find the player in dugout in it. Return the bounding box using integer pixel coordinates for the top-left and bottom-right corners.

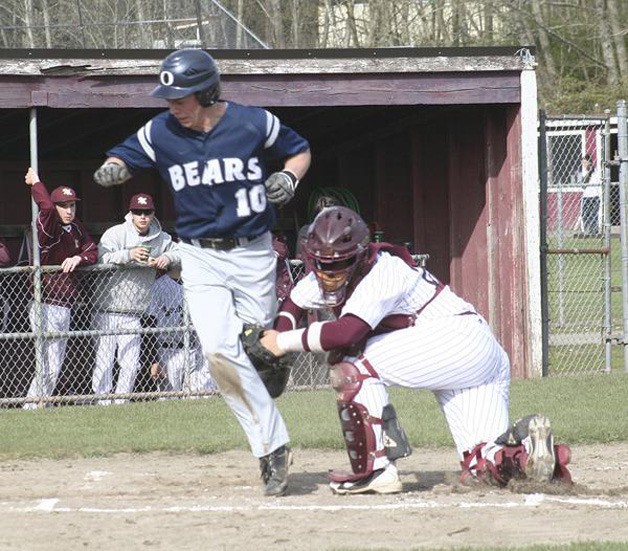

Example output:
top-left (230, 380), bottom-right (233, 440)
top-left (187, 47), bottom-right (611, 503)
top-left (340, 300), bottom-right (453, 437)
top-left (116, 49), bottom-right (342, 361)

top-left (259, 206), bottom-right (573, 494)
top-left (22, 167), bottom-right (97, 409)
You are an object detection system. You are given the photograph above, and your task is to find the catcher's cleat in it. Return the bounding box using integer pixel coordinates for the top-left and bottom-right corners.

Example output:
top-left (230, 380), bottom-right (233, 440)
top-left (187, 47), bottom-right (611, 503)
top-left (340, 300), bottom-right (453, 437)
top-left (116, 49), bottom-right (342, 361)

top-left (329, 463), bottom-right (402, 495)
top-left (495, 414), bottom-right (539, 446)
top-left (522, 414), bottom-right (556, 483)
top-left (461, 415), bottom-right (569, 486)
top-left (259, 445), bottom-right (293, 497)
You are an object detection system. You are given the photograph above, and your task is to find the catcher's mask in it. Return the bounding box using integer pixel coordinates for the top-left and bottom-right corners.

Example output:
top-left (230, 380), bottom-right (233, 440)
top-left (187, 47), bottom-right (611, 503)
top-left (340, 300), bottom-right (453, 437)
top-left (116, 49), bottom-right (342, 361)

top-left (304, 206), bottom-right (370, 306)
top-left (151, 48), bottom-right (221, 107)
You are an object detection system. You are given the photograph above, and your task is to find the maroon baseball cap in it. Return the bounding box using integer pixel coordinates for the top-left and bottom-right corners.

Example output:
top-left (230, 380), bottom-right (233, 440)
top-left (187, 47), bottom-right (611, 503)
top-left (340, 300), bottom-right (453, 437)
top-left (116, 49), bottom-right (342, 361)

top-left (129, 193), bottom-right (155, 210)
top-left (50, 186), bottom-right (80, 204)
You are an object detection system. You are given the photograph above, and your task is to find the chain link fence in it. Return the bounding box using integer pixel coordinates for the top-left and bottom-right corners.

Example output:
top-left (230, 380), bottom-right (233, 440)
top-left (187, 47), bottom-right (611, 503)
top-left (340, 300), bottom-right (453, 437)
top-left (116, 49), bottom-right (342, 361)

top-left (539, 112), bottom-right (619, 375)
top-left (0, 255), bottom-right (427, 409)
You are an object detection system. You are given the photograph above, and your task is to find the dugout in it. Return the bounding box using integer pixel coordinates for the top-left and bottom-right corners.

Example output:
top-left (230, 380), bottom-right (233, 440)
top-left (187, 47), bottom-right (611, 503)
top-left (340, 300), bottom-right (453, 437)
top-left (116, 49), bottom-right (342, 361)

top-left (0, 47), bottom-right (540, 379)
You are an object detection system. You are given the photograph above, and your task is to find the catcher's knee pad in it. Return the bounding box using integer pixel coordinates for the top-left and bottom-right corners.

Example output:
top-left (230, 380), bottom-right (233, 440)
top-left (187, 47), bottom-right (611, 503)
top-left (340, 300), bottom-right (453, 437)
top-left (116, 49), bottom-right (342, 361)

top-left (329, 361), bottom-right (367, 402)
top-left (330, 361), bottom-right (385, 475)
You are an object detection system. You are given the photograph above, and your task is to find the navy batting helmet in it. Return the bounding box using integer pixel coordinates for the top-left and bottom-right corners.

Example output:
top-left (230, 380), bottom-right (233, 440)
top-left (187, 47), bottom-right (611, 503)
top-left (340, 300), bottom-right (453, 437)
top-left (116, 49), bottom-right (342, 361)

top-left (304, 206), bottom-right (370, 306)
top-left (151, 48), bottom-right (221, 106)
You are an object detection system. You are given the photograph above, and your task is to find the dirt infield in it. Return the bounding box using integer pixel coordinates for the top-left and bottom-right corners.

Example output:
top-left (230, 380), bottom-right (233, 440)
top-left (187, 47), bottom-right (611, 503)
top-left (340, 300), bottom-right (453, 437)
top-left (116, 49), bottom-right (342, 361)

top-left (1, 443), bottom-right (627, 550)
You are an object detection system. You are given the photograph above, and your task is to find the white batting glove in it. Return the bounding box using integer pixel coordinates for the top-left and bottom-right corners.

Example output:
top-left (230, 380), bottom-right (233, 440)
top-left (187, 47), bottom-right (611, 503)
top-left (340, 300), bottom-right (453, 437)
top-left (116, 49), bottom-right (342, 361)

top-left (93, 162), bottom-right (131, 187)
top-left (264, 170), bottom-right (298, 206)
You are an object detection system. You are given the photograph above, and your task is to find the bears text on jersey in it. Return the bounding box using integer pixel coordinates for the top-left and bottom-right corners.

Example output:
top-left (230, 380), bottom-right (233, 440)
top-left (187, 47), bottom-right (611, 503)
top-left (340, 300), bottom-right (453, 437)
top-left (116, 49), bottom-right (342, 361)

top-left (168, 157), bottom-right (262, 191)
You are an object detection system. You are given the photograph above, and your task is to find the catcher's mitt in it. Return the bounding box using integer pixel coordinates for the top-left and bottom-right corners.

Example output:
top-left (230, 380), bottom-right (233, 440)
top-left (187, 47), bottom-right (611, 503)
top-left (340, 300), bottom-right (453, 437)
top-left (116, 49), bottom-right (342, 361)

top-left (241, 324), bottom-right (294, 398)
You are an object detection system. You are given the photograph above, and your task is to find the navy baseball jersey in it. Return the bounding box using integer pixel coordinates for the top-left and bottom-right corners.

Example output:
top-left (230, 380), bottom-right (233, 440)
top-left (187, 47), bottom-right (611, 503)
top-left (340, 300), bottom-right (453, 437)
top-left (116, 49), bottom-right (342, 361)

top-left (107, 101), bottom-right (310, 239)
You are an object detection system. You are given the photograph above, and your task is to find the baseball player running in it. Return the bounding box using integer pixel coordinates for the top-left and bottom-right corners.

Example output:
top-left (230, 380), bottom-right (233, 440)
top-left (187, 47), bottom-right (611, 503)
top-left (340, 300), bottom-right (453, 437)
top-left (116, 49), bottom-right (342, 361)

top-left (23, 167), bottom-right (97, 409)
top-left (93, 48), bottom-right (311, 496)
top-left (261, 206), bottom-right (572, 494)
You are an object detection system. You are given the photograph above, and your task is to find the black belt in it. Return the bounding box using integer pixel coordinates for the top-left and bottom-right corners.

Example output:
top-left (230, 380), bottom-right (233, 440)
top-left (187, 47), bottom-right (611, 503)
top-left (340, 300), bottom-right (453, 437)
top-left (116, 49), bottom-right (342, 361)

top-left (162, 342), bottom-right (184, 349)
top-left (181, 233), bottom-right (264, 251)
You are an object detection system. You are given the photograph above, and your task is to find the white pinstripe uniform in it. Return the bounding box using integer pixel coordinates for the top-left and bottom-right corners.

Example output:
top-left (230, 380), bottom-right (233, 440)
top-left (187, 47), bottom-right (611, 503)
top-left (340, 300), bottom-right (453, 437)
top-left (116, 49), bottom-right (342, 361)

top-left (283, 251), bottom-right (511, 470)
top-left (147, 274), bottom-right (216, 393)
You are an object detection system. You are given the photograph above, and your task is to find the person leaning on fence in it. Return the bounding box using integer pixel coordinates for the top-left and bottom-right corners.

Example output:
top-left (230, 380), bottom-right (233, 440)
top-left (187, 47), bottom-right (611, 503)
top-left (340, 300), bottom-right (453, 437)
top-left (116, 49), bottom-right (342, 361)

top-left (0, 238), bottom-right (12, 332)
top-left (580, 154), bottom-right (602, 237)
top-left (260, 206), bottom-right (573, 494)
top-left (0, 238), bottom-right (10, 268)
top-left (91, 193), bottom-right (180, 405)
top-left (22, 167), bottom-right (97, 410)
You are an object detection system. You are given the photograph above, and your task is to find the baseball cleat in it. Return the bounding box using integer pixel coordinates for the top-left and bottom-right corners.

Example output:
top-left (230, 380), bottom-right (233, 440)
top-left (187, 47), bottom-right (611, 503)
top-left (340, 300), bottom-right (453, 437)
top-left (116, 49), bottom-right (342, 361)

top-left (523, 414), bottom-right (556, 483)
top-left (329, 463), bottom-right (402, 495)
top-left (260, 445), bottom-right (293, 497)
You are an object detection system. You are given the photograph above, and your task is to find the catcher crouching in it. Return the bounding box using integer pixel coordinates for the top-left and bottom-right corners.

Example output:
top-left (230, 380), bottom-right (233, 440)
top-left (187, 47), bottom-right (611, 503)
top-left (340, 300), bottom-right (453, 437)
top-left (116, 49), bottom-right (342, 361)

top-left (257, 206), bottom-right (572, 494)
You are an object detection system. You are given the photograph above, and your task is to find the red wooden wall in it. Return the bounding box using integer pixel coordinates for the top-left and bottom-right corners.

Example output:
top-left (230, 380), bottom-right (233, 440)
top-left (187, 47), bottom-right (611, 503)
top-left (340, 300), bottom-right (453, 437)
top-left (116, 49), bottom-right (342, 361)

top-left (330, 105), bottom-right (529, 377)
top-left (0, 103), bottom-right (530, 378)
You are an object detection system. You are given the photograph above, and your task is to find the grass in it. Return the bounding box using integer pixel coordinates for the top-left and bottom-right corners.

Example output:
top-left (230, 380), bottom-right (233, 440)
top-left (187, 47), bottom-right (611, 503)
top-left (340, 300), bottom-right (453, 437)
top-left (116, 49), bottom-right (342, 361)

top-left (546, 233), bottom-right (627, 373)
top-left (2, 373), bottom-right (627, 551)
top-left (1, 371), bottom-right (627, 460)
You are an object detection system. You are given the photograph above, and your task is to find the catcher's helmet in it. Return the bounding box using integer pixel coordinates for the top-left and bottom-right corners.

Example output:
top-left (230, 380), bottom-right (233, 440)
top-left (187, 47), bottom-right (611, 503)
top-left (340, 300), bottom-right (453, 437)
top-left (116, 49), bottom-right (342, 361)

top-left (151, 48), bottom-right (221, 106)
top-left (304, 206), bottom-right (370, 306)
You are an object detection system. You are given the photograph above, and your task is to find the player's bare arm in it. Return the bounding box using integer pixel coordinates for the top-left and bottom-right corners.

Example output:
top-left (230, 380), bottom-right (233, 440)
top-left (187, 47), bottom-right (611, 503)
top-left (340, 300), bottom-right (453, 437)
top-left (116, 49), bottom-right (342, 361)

top-left (284, 149), bottom-right (311, 181)
top-left (93, 157), bottom-right (131, 187)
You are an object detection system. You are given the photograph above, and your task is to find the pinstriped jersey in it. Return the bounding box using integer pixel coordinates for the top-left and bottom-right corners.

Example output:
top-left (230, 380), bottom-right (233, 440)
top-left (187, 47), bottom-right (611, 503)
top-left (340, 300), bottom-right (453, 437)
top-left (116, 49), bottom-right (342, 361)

top-left (291, 252), bottom-right (476, 329)
top-left (107, 101), bottom-right (310, 240)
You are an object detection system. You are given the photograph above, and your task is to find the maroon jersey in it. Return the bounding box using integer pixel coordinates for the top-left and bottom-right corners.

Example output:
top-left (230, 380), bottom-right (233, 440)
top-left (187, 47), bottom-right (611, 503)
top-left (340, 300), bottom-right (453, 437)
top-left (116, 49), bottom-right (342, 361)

top-left (31, 181), bottom-right (97, 306)
top-left (0, 239), bottom-right (10, 267)
top-left (273, 234), bottom-right (293, 305)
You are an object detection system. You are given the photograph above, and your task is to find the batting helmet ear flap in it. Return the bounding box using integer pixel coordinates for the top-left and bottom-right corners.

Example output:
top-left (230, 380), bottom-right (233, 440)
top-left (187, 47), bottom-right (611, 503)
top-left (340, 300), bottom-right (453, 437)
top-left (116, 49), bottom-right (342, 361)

top-left (195, 82), bottom-right (221, 107)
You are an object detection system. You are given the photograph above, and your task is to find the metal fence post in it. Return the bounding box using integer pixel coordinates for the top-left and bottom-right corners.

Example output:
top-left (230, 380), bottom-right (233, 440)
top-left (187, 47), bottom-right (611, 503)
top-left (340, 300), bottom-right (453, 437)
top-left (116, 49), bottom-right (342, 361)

top-left (603, 111), bottom-right (612, 372)
top-left (29, 107), bottom-right (45, 404)
top-left (538, 109), bottom-right (550, 376)
top-left (616, 100), bottom-right (628, 372)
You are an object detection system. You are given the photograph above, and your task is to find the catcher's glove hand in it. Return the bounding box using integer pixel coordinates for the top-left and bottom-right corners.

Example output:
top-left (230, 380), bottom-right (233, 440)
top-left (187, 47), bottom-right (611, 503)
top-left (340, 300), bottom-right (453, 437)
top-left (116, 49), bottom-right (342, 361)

top-left (264, 170), bottom-right (298, 206)
top-left (241, 323), bottom-right (294, 398)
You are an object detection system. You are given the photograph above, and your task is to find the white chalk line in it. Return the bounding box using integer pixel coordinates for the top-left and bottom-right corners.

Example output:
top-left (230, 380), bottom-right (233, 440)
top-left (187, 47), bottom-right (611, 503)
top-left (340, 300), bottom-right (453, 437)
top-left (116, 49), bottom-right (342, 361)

top-left (1, 493), bottom-right (627, 514)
